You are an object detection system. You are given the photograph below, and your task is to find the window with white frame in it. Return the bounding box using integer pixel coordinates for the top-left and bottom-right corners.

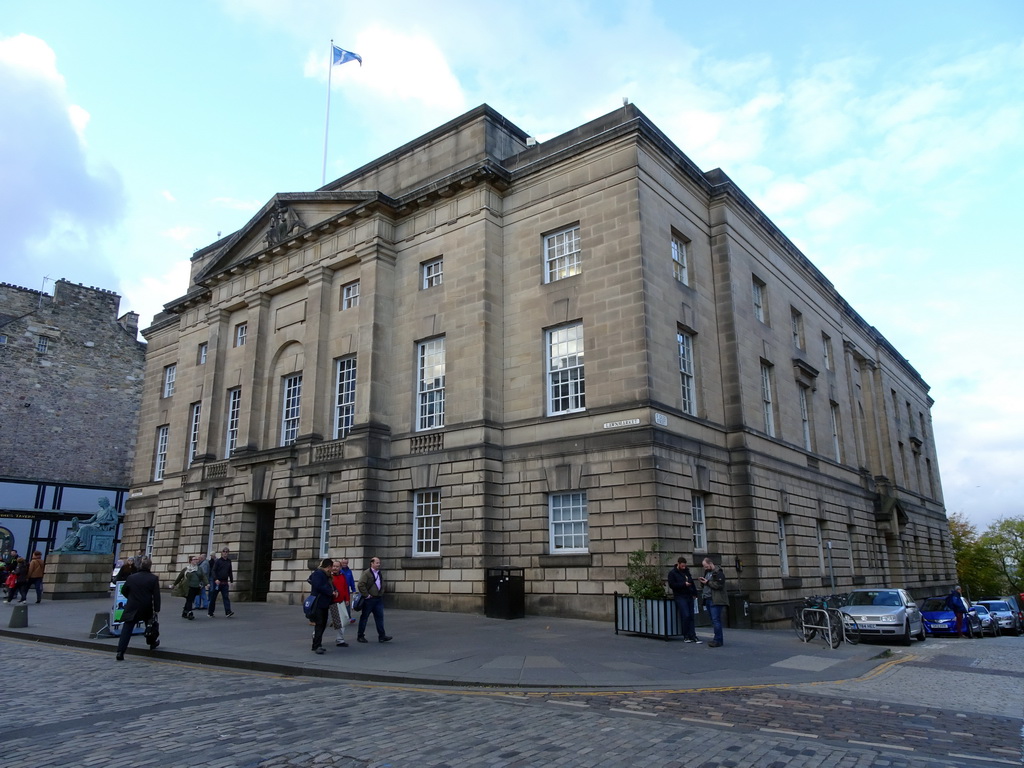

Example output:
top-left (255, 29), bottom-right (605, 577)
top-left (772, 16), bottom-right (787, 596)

top-left (549, 492), bottom-right (588, 553)
top-left (154, 425), bottom-right (169, 481)
top-left (777, 515), bottom-right (789, 575)
top-left (416, 338), bottom-right (445, 431)
top-left (234, 323), bottom-right (247, 347)
top-left (751, 277), bottom-right (767, 323)
top-left (198, 342), bottom-right (208, 365)
top-left (206, 509), bottom-right (216, 555)
top-left (422, 257), bottom-right (443, 289)
top-left (341, 281), bottom-right (360, 310)
top-left (791, 307), bottom-right (804, 349)
top-left (798, 385), bottom-right (812, 450)
top-left (677, 329), bottom-right (696, 416)
top-left (691, 495), bottom-right (706, 551)
top-left (543, 225), bottom-right (581, 283)
top-left (413, 489), bottom-right (441, 556)
top-left (547, 323), bottom-right (586, 416)
top-left (224, 387), bottom-right (241, 458)
top-left (830, 402), bottom-right (842, 461)
top-left (822, 333), bottom-right (833, 370)
top-left (671, 235), bottom-right (689, 285)
top-left (280, 373), bottom-right (302, 446)
top-left (187, 402), bottom-right (202, 464)
top-left (36, 336), bottom-right (50, 353)
top-left (144, 526), bottom-right (155, 558)
top-left (760, 363), bottom-right (776, 437)
top-left (163, 364), bottom-right (176, 398)
top-left (319, 496), bottom-right (332, 558)
top-left (333, 356), bottom-right (357, 439)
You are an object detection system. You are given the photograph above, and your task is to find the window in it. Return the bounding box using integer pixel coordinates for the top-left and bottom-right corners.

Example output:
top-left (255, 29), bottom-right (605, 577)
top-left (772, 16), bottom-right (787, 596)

top-left (671, 235), bottom-right (689, 285)
top-left (422, 258), bottom-right (443, 289)
top-left (751, 277), bottom-right (766, 323)
top-left (319, 496), bottom-right (332, 559)
top-left (677, 330), bottom-right (696, 416)
top-left (163, 364), bottom-right (176, 398)
top-left (547, 323), bottom-right (586, 415)
top-left (760, 363), bottom-right (776, 437)
top-left (790, 307), bottom-right (804, 349)
top-left (777, 515), bottom-right (789, 575)
top-left (341, 281), bottom-right (360, 310)
top-left (234, 323), bottom-right (247, 347)
top-left (544, 225), bottom-right (581, 283)
top-left (281, 373), bottom-right (302, 446)
top-left (206, 509), bottom-right (216, 555)
top-left (416, 338), bottom-right (445, 431)
top-left (816, 521), bottom-right (826, 575)
top-left (549, 492), bottom-right (588, 553)
top-left (187, 402), bottom-right (202, 464)
top-left (333, 356), bottom-right (357, 439)
top-left (225, 388), bottom-right (241, 458)
top-left (830, 402), bottom-right (842, 461)
top-left (691, 495), bottom-right (706, 551)
top-left (0, 335), bottom-right (7, 344)
top-left (798, 385), bottom-right (812, 450)
top-left (198, 342), bottom-right (208, 365)
top-left (154, 425), bottom-right (169, 482)
top-left (822, 334), bottom-right (833, 371)
top-left (413, 489), bottom-right (441, 556)
top-left (36, 336), bottom-right (50, 353)
top-left (144, 526), bottom-right (155, 558)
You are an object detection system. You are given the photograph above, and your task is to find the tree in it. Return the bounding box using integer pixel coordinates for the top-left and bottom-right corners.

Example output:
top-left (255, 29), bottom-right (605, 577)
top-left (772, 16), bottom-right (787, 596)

top-left (624, 544), bottom-right (666, 600)
top-left (948, 512), bottom-right (1005, 599)
top-left (982, 516), bottom-right (1024, 595)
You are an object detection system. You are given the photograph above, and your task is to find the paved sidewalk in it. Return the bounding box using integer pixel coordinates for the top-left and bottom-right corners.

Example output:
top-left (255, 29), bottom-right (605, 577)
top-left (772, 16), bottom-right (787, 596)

top-left (0, 595), bottom-right (894, 689)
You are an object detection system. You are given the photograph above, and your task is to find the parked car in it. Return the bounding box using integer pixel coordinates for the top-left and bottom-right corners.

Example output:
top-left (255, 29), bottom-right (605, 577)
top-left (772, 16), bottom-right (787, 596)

top-left (978, 595), bottom-right (1024, 628)
top-left (975, 600), bottom-right (1022, 636)
top-left (973, 604), bottom-right (1000, 637)
top-left (920, 596), bottom-right (984, 637)
top-left (841, 588), bottom-right (926, 645)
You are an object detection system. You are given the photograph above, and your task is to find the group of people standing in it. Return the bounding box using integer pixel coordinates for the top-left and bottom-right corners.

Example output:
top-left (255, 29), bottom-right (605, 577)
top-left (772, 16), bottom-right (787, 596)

top-left (2, 551), bottom-right (45, 604)
top-left (667, 556), bottom-right (728, 647)
top-left (307, 556), bottom-right (391, 654)
top-left (171, 549), bottom-right (235, 619)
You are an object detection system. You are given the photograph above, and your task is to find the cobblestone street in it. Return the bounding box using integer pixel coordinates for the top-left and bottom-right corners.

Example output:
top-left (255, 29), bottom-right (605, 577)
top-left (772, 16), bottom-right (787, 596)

top-left (2, 634), bottom-right (1020, 767)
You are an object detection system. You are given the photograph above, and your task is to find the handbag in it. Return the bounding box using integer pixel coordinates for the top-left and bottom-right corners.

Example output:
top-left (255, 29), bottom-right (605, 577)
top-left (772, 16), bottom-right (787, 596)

top-left (4, 573), bottom-right (16, 589)
top-left (302, 593), bottom-right (318, 620)
top-left (144, 616), bottom-right (160, 648)
top-left (351, 593), bottom-right (364, 612)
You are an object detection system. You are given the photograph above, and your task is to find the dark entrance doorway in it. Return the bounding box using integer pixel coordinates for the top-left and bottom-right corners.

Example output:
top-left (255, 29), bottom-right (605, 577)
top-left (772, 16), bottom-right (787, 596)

top-left (250, 501), bottom-right (276, 601)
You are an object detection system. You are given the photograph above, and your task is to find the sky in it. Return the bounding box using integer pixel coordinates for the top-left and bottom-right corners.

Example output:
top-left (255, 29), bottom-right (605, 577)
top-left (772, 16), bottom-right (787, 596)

top-left (2, 1), bottom-right (1021, 533)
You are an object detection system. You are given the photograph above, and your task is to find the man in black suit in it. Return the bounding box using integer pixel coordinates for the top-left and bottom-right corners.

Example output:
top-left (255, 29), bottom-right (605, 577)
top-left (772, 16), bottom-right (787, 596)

top-left (116, 557), bottom-right (161, 660)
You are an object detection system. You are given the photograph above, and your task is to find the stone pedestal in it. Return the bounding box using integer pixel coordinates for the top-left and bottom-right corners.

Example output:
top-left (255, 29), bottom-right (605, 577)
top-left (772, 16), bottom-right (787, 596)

top-left (46, 552), bottom-right (112, 599)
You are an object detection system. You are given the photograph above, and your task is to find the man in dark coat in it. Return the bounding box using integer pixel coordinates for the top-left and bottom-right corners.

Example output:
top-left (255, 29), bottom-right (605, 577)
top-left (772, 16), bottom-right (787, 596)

top-left (116, 557), bottom-right (161, 660)
top-left (307, 558), bottom-right (337, 654)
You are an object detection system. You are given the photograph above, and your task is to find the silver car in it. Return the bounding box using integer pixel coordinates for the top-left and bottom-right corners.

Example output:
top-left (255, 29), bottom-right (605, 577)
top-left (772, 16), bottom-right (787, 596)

top-left (975, 600), bottom-right (1022, 636)
top-left (841, 588), bottom-right (926, 645)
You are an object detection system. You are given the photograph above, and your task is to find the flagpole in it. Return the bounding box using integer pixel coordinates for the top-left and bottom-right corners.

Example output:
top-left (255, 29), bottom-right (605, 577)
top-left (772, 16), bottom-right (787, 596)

top-left (322, 40), bottom-right (334, 186)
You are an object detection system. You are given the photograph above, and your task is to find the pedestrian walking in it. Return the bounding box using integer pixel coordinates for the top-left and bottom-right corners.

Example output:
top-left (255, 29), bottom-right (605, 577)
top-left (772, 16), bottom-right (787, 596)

top-left (339, 558), bottom-right (357, 623)
top-left (699, 557), bottom-right (728, 647)
top-left (3, 557), bottom-right (28, 603)
top-left (330, 559), bottom-right (351, 647)
top-left (307, 558), bottom-right (336, 654)
top-left (356, 556), bottom-right (392, 643)
top-left (27, 551), bottom-right (45, 603)
top-left (172, 556), bottom-right (209, 620)
top-left (116, 557), bottom-right (161, 660)
top-left (194, 552), bottom-right (211, 611)
top-left (208, 547), bottom-right (235, 617)
top-left (667, 556), bottom-right (701, 643)
top-left (945, 585), bottom-right (969, 637)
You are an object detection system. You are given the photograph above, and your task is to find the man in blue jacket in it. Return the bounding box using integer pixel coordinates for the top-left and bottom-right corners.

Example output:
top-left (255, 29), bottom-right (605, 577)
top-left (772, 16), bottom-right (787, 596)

top-left (307, 558), bottom-right (337, 654)
top-left (945, 585), bottom-right (969, 638)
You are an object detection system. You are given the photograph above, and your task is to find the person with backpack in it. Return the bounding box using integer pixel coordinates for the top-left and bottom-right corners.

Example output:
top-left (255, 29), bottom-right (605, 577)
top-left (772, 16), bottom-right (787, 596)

top-left (172, 555), bottom-right (209, 620)
top-left (306, 558), bottom-right (336, 655)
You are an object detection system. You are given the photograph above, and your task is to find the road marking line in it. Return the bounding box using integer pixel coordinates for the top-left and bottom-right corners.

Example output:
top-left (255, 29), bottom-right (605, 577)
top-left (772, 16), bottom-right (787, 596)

top-left (848, 740), bottom-right (914, 751)
top-left (947, 753), bottom-right (1022, 765)
top-left (609, 707), bottom-right (657, 717)
top-left (759, 728), bottom-right (819, 738)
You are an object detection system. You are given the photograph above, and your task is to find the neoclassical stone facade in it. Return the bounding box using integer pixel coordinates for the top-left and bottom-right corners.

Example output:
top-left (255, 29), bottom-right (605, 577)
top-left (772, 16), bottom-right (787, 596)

top-left (122, 105), bottom-right (951, 624)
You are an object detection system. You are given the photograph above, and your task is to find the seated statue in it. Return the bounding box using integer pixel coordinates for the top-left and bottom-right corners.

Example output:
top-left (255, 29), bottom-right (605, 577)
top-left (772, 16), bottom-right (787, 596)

top-left (57, 497), bottom-right (120, 554)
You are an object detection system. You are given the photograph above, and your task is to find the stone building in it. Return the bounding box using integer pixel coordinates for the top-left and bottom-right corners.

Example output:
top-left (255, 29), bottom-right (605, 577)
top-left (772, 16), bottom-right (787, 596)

top-left (122, 104), bottom-right (951, 625)
top-left (0, 280), bottom-right (145, 558)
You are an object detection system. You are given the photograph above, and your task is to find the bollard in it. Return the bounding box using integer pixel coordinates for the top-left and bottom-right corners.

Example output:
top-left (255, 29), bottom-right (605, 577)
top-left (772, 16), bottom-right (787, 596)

top-left (8, 604), bottom-right (28, 629)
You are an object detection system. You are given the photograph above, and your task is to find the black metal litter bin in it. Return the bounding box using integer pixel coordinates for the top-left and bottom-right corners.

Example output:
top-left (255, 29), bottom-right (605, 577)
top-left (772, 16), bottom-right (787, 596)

top-left (485, 567), bottom-right (525, 619)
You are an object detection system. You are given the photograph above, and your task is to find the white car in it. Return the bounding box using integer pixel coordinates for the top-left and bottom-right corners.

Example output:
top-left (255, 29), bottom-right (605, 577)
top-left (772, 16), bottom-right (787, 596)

top-left (841, 588), bottom-right (926, 645)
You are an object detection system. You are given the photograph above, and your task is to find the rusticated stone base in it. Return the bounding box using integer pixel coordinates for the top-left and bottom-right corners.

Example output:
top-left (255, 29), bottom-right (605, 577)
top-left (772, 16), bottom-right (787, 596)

top-left (45, 552), bottom-right (112, 600)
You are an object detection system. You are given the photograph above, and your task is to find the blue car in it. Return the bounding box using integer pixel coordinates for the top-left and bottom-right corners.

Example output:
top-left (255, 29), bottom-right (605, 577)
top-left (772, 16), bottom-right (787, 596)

top-left (920, 596), bottom-right (983, 637)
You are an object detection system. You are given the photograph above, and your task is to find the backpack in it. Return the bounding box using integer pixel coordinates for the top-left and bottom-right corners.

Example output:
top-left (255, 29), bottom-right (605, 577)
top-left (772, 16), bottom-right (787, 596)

top-left (302, 593), bottom-right (318, 620)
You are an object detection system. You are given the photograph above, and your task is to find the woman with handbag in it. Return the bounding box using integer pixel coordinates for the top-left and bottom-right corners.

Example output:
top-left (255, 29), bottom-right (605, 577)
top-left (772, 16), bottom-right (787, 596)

top-left (171, 556), bottom-right (208, 620)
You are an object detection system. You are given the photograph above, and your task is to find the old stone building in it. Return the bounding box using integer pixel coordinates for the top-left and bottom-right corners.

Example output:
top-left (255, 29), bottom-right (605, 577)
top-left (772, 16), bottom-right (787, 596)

top-left (0, 280), bottom-right (145, 558)
top-left (122, 104), bottom-right (951, 625)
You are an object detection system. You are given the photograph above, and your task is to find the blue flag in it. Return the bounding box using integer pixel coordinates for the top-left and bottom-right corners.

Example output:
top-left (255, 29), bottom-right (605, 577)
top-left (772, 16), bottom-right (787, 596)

top-left (332, 45), bottom-right (362, 67)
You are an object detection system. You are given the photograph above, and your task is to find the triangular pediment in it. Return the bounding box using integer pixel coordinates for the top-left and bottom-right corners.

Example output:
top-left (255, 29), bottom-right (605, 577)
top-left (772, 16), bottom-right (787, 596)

top-left (193, 191), bottom-right (386, 285)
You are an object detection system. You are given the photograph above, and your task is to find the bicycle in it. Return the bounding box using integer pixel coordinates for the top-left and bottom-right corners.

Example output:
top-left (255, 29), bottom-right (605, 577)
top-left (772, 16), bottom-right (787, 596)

top-left (792, 594), bottom-right (860, 648)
